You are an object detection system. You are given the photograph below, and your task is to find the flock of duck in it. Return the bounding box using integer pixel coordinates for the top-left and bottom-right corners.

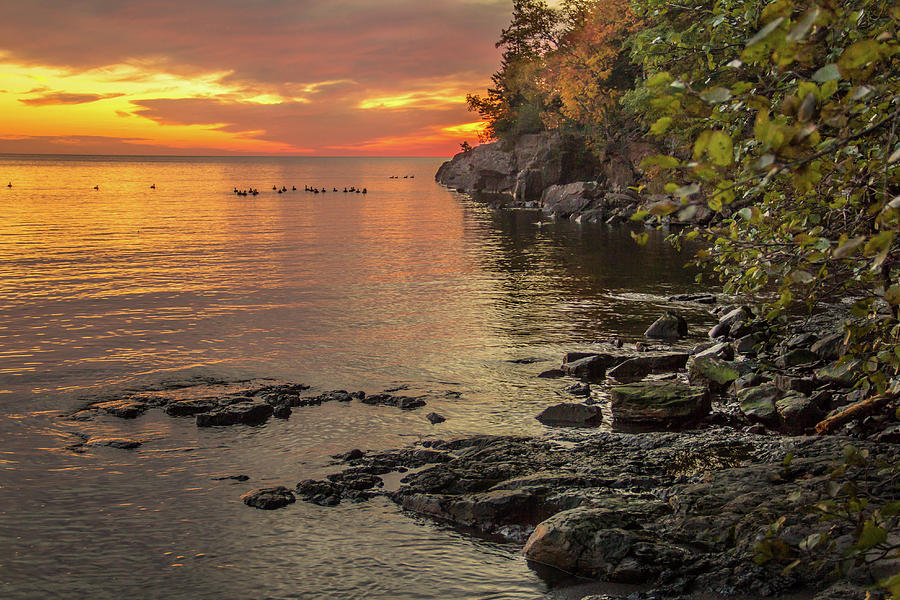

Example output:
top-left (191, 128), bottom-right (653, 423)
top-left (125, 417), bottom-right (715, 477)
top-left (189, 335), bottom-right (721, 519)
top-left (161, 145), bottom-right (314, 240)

top-left (232, 185), bottom-right (369, 197)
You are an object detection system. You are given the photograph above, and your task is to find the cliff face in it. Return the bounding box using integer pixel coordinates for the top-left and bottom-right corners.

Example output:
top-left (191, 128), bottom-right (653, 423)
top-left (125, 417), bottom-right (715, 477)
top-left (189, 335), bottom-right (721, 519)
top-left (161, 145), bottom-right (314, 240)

top-left (435, 131), bottom-right (600, 203)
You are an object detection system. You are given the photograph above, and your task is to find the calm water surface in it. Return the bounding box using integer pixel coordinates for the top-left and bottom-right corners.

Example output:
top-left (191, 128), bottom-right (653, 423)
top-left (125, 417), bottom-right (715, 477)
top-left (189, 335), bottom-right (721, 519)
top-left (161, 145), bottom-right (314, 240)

top-left (0, 155), bottom-right (711, 599)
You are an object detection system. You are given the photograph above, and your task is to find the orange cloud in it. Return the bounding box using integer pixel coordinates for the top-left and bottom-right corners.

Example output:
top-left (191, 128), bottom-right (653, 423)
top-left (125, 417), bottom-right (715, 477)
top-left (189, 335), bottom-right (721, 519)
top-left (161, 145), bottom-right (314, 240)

top-left (19, 92), bottom-right (125, 106)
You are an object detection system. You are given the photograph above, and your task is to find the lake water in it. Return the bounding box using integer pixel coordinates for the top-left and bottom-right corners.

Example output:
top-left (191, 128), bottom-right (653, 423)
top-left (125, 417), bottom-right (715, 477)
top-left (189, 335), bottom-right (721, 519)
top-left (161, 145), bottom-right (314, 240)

top-left (0, 155), bottom-right (711, 599)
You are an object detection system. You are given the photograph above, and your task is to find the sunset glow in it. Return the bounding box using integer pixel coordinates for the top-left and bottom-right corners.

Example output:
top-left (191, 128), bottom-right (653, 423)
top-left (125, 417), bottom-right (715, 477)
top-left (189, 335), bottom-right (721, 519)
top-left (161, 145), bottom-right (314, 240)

top-left (0, 1), bottom-right (509, 156)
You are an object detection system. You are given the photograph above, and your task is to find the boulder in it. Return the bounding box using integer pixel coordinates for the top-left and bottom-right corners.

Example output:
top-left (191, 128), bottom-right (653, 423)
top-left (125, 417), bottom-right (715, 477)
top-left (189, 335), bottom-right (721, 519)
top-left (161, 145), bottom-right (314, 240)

top-left (687, 355), bottom-right (741, 388)
top-left (560, 354), bottom-right (609, 382)
top-left (811, 332), bottom-right (846, 361)
top-left (693, 342), bottom-right (734, 361)
top-left (733, 334), bottom-right (761, 355)
top-left (426, 412), bottom-right (446, 424)
top-left (273, 404), bottom-right (292, 419)
top-left (538, 368), bottom-right (565, 379)
top-left (536, 403), bottom-right (603, 427)
top-left (776, 348), bottom-right (819, 368)
top-left (608, 382), bottom-right (710, 429)
top-left (709, 307), bottom-right (750, 339)
top-left (738, 384), bottom-right (780, 423)
top-left (540, 181), bottom-right (600, 218)
top-left (196, 401), bottom-right (274, 427)
top-left (775, 394), bottom-right (822, 433)
top-left (563, 351), bottom-right (600, 363)
top-left (94, 399), bottom-right (147, 419)
top-left (606, 353), bottom-right (690, 381)
top-left (644, 312), bottom-right (688, 340)
top-left (523, 503), bottom-right (683, 580)
top-left (241, 486), bottom-right (296, 510)
top-left (816, 359), bottom-right (861, 387)
top-left (564, 382), bottom-right (592, 396)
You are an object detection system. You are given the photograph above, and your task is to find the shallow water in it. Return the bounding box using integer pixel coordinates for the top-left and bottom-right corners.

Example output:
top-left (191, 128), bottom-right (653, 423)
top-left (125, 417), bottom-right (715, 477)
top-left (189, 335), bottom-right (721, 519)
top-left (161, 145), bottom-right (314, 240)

top-left (0, 155), bottom-right (713, 599)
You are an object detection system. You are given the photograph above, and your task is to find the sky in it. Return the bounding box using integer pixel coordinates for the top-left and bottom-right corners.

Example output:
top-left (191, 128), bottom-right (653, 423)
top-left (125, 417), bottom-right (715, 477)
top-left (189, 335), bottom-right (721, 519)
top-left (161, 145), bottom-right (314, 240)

top-left (0, 0), bottom-right (518, 156)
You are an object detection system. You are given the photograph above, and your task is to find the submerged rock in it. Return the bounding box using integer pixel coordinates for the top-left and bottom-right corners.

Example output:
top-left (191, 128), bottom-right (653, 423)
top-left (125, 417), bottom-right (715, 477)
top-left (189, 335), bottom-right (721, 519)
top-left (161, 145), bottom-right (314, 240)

top-left (608, 382), bottom-right (710, 429)
top-left (668, 293), bottom-right (717, 304)
top-left (94, 399), bottom-right (147, 419)
top-left (426, 412), bottom-right (446, 424)
top-left (536, 403), bottom-right (603, 427)
top-left (85, 437), bottom-right (142, 449)
top-left (196, 401), bottom-right (274, 427)
top-left (361, 393), bottom-right (426, 410)
top-left (241, 486), bottom-right (296, 510)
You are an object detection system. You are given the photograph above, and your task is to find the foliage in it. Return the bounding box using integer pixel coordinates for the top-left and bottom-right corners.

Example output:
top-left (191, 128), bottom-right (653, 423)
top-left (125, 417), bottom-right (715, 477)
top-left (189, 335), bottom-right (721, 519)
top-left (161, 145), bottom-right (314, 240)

top-left (467, 0), bottom-right (643, 144)
top-left (631, 0), bottom-right (900, 392)
top-left (757, 446), bottom-right (900, 596)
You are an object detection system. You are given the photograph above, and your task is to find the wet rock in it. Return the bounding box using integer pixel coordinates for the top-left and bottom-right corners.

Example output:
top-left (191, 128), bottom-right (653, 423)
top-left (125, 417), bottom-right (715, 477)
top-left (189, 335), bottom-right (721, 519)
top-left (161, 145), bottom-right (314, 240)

top-left (774, 375), bottom-right (817, 396)
top-left (85, 437), bottom-right (142, 449)
top-left (564, 382), bottom-right (591, 397)
top-left (693, 342), bottom-right (734, 361)
top-left (561, 354), bottom-right (610, 382)
top-left (738, 384), bottom-right (780, 423)
top-left (241, 486), bottom-right (296, 510)
top-left (811, 332), bottom-right (846, 361)
top-left (94, 399), bottom-right (147, 419)
top-left (536, 403), bottom-right (603, 427)
top-left (784, 332), bottom-right (818, 348)
top-left (196, 401), bottom-right (274, 427)
top-left (686, 355), bottom-right (741, 388)
top-left (326, 471), bottom-right (383, 491)
top-left (165, 398), bottom-right (219, 416)
top-left (212, 474), bottom-right (250, 481)
top-left (335, 449), bottom-right (365, 461)
top-left (606, 353), bottom-right (690, 381)
top-left (296, 479), bottom-right (343, 506)
top-left (426, 412), bottom-right (446, 424)
top-left (733, 333), bottom-right (761, 355)
top-left (318, 390), bottom-right (354, 403)
top-left (644, 312), bottom-right (688, 340)
top-left (361, 393), bottom-right (426, 410)
top-left (775, 394), bottom-right (821, 433)
top-left (538, 368), bottom-right (566, 379)
top-left (816, 359), bottom-right (861, 387)
top-left (709, 307), bottom-right (750, 339)
top-left (668, 293), bottom-right (717, 304)
top-left (732, 373), bottom-right (769, 394)
top-left (776, 348), bottom-right (819, 369)
top-left (563, 351), bottom-right (600, 364)
top-left (609, 382), bottom-right (710, 430)
top-left (812, 582), bottom-right (869, 600)
top-left (273, 404), bottom-right (292, 419)
top-left (523, 502), bottom-right (684, 580)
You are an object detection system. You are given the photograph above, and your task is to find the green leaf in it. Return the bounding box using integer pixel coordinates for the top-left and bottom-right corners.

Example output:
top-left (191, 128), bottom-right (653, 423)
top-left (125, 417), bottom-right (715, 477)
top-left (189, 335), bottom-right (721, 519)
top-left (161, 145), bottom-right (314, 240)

top-left (650, 117), bottom-right (673, 135)
top-left (786, 6), bottom-right (820, 43)
top-left (630, 209), bottom-right (650, 221)
top-left (631, 231), bottom-right (649, 246)
top-left (812, 63), bottom-right (841, 82)
top-left (838, 40), bottom-right (882, 76)
top-left (707, 131), bottom-right (733, 166)
top-left (746, 16), bottom-right (785, 47)
top-left (885, 285), bottom-right (900, 305)
top-left (641, 155), bottom-right (681, 169)
top-left (675, 183), bottom-right (701, 198)
top-left (646, 71), bottom-right (674, 88)
top-left (833, 235), bottom-right (866, 258)
top-left (864, 231), bottom-right (895, 256)
top-left (857, 519), bottom-right (887, 550)
top-left (693, 130), bottom-right (713, 160)
top-left (700, 87), bottom-right (732, 104)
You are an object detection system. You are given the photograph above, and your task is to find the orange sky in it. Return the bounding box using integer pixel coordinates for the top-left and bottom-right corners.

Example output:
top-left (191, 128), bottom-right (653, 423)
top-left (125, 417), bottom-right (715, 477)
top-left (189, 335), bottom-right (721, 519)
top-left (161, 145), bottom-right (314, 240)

top-left (0, 1), bottom-right (509, 157)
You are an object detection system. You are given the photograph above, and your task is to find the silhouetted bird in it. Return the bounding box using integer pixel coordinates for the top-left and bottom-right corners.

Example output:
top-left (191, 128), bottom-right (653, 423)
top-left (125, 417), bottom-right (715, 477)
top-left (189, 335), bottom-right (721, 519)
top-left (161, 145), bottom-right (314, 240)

top-left (93, 185), bottom-right (99, 190)
top-left (292, 186), bottom-right (296, 191)
top-left (333, 187), bottom-right (337, 192)
top-left (6, 182), bottom-right (11, 188)
top-left (273, 186), bottom-right (277, 190)
top-left (362, 188), bottom-right (367, 194)
top-left (150, 184), bottom-right (156, 189)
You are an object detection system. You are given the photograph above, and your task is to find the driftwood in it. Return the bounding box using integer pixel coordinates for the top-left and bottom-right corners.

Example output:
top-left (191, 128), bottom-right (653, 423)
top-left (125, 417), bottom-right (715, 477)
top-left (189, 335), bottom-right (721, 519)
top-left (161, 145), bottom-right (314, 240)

top-left (814, 393), bottom-right (895, 435)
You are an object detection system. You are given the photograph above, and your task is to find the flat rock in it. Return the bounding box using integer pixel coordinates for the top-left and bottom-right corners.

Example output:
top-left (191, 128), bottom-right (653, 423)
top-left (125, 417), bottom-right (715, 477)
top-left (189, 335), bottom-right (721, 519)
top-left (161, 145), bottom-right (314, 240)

top-left (165, 398), bottom-right (219, 416)
top-left (738, 384), bottom-right (780, 423)
top-left (609, 382), bottom-right (710, 430)
top-left (606, 353), bottom-right (689, 381)
top-left (196, 400), bottom-right (274, 427)
top-left (687, 355), bottom-right (741, 388)
top-left (85, 437), bottom-right (142, 449)
top-left (536, 403), bottom-right (603, 427)
top-left (668, 293), bottom-right (716, 304)
top-left (94, 399), bottom-right (147, 419)
top-left (561, 354), bottom-right (614, 382)
top-left (241, 486), bottom-right (296, 510)
top-left (538, 368), bottom-right (566, 379)
top-left (775, 394), bottom-right (821, 433)
top-left (361, 393), bottom-right (426, 410)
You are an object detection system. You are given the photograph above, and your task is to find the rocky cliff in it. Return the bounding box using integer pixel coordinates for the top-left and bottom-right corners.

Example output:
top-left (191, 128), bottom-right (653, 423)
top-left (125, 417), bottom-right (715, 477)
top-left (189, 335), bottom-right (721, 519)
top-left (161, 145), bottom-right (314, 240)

top-left (436, 131), bottom-right (711, 226)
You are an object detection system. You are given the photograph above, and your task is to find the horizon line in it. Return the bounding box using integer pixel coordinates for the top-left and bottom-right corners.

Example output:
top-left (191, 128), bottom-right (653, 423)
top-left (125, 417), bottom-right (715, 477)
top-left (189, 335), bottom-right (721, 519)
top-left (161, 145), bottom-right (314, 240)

top-left (0, 152), bottom-right (453, 159)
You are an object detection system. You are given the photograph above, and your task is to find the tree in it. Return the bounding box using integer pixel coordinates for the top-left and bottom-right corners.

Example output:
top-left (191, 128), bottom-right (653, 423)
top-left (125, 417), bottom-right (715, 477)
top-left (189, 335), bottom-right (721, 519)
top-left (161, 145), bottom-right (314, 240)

top-left (633, 0), bottom-right (900, 393)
